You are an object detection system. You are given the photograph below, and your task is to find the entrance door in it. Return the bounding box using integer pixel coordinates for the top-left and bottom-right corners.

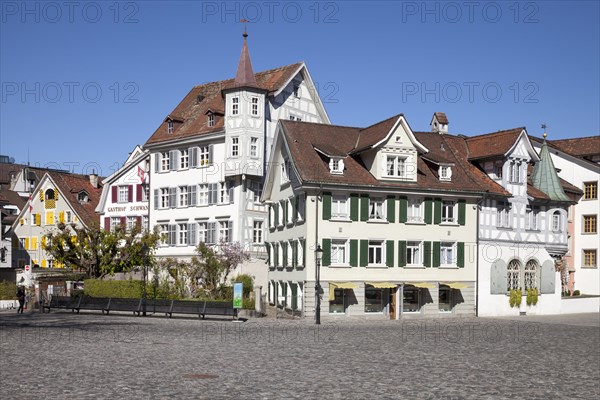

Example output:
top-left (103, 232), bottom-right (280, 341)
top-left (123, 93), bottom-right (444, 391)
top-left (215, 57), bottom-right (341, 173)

top-left (389, 288), bottom-right (396, 320)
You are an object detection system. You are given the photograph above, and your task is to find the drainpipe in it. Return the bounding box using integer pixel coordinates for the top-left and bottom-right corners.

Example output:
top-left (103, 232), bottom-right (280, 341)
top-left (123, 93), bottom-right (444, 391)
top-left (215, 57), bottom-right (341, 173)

top-left (475, 196), bottom-right (484, 317)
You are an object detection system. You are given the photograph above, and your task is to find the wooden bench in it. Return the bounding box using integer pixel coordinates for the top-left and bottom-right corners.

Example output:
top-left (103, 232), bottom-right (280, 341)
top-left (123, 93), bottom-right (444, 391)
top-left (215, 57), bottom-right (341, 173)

top-left (43, 296), bottom-right (77, 313)
top-left (143, 299), bottom-right (174, 317)
top-left (202, 301), bottom-right (237, 319)
top-left (74, 297), bottom-right (110, 314)
top-left (106, 298), bottom-right (142, 315)
top-left (170, 300), bottom-right (202, 318)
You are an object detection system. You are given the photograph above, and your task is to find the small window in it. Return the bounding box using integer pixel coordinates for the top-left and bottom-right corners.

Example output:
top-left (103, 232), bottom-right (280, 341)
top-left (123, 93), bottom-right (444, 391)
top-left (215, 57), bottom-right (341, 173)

top-left (331, 239), bottom-right (348, 265)
top-left (207, 114), bottom-right (215, 127)
top-left (289, 114), bottom-right (302, 121)
top-left (161, 152), bottom-right (170, 172)
top-left (508, 160), bottom-right (521, 184)
top-left (252, 220), bottom-right (263, 244)
top-left (406, 241), bottom-right (421, 265)
top-left (368, 240), bottom-right (384, 265)
top-left (293, 84), bottom-right (299, 98)
top-left (407, 198), bottom-right (423, 223)
top-left (232, 97), bottom-right (239, 115)
top-left (331, 195), bottom-right (348, 219)
top-left (583, 215), bottom-right (597, 234)
top-left (178, 223), bottom-right (188, 246)
top-left (78, 191), bottom-right (89, 203)
top-left (167, 121), bottom-right (174, 134)
top-left (251, 97), bottom-right (259, 116)
top-left (45, 189), bottom-right (55, 200)
top-left (118, 186), bottom-right (129, 203)
top-left (329, 158), bottom-right (344, 175)
top-left (440, 242), bottom-right (455, 265)
top-left (250, 137), bottom-right (259, 158)
top-left (552, 211), bottom-right (563, 232)
top-left (179, 186), bottom-right (188, 207)
top-left (369, 199), bottom-right (385, 220)
top-left (180, 149), bottom-right (189, 169)
top-left (583, 249), bottom-right (597, 268)
top-left (231, 137), bottom-right (239, 157)
top-left (442, 201), bottom-right (455, 223)
top-left (386, 155), bottom-right (406, 178)
top-left (497, 201), bottom-right (511, 228)
top-left (583, 182), bottom-right (598, 200)
top-left (439, 166), bottom-right (451, 181)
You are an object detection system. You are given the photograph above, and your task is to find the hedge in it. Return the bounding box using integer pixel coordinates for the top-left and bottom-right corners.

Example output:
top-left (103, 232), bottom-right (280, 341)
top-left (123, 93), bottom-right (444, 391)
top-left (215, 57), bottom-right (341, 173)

top-left (83, 279), bottom-right (143, 298)
top-left (0, 281), bottom-right (17, 300)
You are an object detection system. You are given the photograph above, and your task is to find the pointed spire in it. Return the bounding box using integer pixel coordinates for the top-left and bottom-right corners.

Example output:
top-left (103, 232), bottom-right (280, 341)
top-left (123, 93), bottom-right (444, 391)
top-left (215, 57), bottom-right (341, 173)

top-left (234, 22), bottom-right (258, 88)
top-left (531, 134), bottom-right (570, 201)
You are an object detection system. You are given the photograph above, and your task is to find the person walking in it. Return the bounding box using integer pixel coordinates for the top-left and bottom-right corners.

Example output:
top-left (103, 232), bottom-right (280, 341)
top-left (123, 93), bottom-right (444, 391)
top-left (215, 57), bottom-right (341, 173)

top-left (16, 286), bottom-right (25, 314)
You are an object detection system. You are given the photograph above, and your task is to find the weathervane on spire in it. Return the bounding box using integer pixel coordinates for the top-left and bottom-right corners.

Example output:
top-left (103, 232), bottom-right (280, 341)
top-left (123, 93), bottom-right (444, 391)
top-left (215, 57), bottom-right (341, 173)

top-left (541, 123), bottom-right (547, 139)
top-left (241, 19), bottom-right (248, 38)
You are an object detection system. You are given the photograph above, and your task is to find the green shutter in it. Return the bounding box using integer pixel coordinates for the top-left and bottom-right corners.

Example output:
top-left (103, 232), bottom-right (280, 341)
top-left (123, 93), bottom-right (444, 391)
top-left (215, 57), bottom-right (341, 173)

top-left (349, 239), bottom-right (358, 267)
top-left (423, 241), bottom-right (431, 267)
top-left (457, 242), bottom-right (465, 268)
top-left (360, 194), bottom-right (369, 221)
top-left (434, 198), bottom-right (442, 224)
top-left (458, 200), bottom-right (466, 226)
top-left (350, 194), bottom-right (359, 221)
top-left (433, 241), bottom-right (441, 267)
top-left (360, 240), bottom-right (368, 266)
top-left (322, 192), bottom-right (332, 220)
top-left (386, 240), bottom-right (394, 267)
top-left (292, 196), bottom-right (298, 222)
top-left (322, 238), bottom-right (331, 266)
top-left (398, 240), bottom-right (407, 267)
top-left (386, 196), bottom-right (396, 223)
top-left (399, 197), bottom-right (408, 223)
top-left (424, 198), bottom-right (432, 224)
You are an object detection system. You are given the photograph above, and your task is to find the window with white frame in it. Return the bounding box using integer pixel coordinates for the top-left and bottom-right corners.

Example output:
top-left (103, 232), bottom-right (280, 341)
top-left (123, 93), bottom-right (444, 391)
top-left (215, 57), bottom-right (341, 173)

top-left (249, 181), bottom-right (262, 203)
top-left (552, 211), bottom-right (563, 232)
top-left (199, 146), bottom-right (210, 166)
top-left (178, 223), bottom-right (188, 245)
top-left (287, 241), bottom-right (293, 266)
top-left (231, 137), bottom-right (239, 157)
top-left (250, 137), bottom-right (259, 158)
top-left (297, 239), bottom-right (304, 266)
top-left (497, 201), bottom-right (511, 228)
top-left (439, 166), bottom-right (452, 181)
top-left (179, 186), bottom-right (188, 207)
top-left (118, 186), bottom-right (129, 203)
top-left (286, 198), bottom-right (294, 224)
top-left (219, 182), bottom-right (232, 204)
top-left (161, 152), bottom-right (169, 172)
top-left (198, 184), bottom-right (208, 206)
top-left (440, 242), bottom-right (455, 265)
top-left (219, 220), bottom-right (231, 242)
top-left (442, 200), bottom-right (455, 223)
top-left (253, 220), bottom-right (263, 244)
top-left (126, 216), bottom-right (137, 231)
top-left (197, 222), bottom-right (207, 244)
top-left (159, 224), bottom-right (169, 245)
top-left (524, 260), bottom-right (538, 290)
top-left (251, 97), bottom-right (259, 116)
top-left (296, 195), bottom-right (305, 222)
top-left (207, 113), bottom-right (215, 127)
top-left (331, 195), bottom-right (348, 219)
top-left (110, 217), bottom-right (120, 231)
top-left (231, 97), bottom-right (239, 115)
top-left (281, 160), bottom-right (291, 184)
top-left (329, 158), bottom-right (344, 174)
top-left (278, 202), bottom-right (284, 226)
top-left (386, 155), bottom-right (406, 178)
top-left (494, 161), bottom-right (503, 179)
top-left (180, 149), bottom-right (189, 169)
top-left (65, 211), bottom-right (72, 223)
top-left (406, 241), bottom-right (421, 265)
top-left (508, 160), bottom-right (521, 183)
top-left (526, 206), bottom-right (540, 230)
top-left (507, 259), bottom-right (521, 291)
top-left (142, 215), bottom-right (149, 231)
top-left (167, 121), bottom-right (174, 134)
top-left (408, 198), bottom-right (423, 222)
top-left (160, 188), bottom-right (169, 208)
top-left (368, 240), bottom-right (384, 265)
top-left (331, 239), bottom-right (348, 265)
top-left (369, 198), bottom-right (385, 220)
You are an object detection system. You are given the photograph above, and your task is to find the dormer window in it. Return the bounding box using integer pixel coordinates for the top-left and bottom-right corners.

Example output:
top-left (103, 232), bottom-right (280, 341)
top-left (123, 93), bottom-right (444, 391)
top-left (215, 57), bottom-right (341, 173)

top-left (385, 155), bottom-right (406, 178)
top-left (78, 191), bottom-right (89, 203)
top-left (329, 158), bottom-right (344, 175)
top-left (439, 166), bottom-right (452, 181)
top-left (167, 120), bottom-right (174, 134)
top-left (207, 113), bottom-right (215, 127)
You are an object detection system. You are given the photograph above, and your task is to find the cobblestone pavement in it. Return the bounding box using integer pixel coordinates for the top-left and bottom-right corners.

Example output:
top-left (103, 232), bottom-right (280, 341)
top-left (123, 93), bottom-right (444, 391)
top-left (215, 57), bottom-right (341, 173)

top-left (1, 311), bottom-right (598, 399)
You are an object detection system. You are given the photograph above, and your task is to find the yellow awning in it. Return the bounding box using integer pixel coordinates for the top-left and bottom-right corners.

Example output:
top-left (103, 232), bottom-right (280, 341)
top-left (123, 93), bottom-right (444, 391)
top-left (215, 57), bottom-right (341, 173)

top-left (408, 282), bottom-right (436, 289)
top-left (329, 282), bottom-right (359, 301)
top-left (365, 281), bottom-right (397, 289)
top-left (441, 282), bottom-right (469, 290)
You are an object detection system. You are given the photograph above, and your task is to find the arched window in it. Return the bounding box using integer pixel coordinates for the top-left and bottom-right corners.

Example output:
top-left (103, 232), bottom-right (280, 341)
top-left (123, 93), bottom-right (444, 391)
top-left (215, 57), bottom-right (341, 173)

top-left (552, 211), bottom-right (562, 232)
top-left (507, 259), bottom-right (521, 291)
top-left (524, 260), bottom-right (539, 290)
top-left (45, 189), bottom-right (55, 200)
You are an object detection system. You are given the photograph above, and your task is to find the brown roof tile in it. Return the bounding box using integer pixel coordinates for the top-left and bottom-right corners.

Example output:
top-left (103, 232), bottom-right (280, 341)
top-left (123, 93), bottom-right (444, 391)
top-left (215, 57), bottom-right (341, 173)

top-left (351, 115), bottom-right (401, 153)
top-left (434, 112), bottom-right (448, 124)
top-left (465, 128), bottom-right (525, 160)
top-left (549, 136), bottom-right (600, 158)
top-left (145, 63), bottom-right (303, 146)
top-left (47, 172), bottom-right (103, 228)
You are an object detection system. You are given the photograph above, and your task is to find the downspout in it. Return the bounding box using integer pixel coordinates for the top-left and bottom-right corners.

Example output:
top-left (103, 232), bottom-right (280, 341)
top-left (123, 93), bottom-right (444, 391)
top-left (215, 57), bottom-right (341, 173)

top-left (475, 195), bottom-right (484, 317)
top-left (314, 183), bottom-right (323, 320)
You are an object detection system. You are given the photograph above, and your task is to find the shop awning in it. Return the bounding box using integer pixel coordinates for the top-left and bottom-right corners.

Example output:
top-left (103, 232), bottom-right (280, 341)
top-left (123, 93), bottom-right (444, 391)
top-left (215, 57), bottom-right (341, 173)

top-left (408, 282), bottom-right (436, 289)
top-left (441, 282), bottom-right (469, 290)
top-left (365, 281), bottom-right (397, 289)
top-left (328, 282), bottom-right (359, 301)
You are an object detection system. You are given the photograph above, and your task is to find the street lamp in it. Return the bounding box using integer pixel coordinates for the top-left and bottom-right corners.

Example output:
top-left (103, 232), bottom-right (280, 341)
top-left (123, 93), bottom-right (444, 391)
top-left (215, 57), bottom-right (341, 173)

top-left (141, 243), bottom-right (149, 316)
top-left (314, 244), bottom-right (323, 325)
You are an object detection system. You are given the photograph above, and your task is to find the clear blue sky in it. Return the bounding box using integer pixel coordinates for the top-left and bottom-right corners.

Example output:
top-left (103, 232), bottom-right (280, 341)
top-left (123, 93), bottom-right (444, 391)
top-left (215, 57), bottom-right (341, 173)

top-left (1, 1), bottom-right (598, 177)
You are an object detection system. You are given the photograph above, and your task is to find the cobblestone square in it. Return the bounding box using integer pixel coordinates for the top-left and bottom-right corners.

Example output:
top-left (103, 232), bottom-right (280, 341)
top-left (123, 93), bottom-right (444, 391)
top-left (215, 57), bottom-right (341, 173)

top-left (1, 311), bottom-right (598, 399)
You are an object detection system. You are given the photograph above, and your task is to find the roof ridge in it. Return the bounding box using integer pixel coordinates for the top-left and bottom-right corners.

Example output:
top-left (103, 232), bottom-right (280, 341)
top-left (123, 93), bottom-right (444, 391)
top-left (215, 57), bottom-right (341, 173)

top-left (192, 62), bottom-right (303, 90)
top-left (551, 135), bottom-right (600, 142)
top-left (359, 114), bottom-right (403, 132)
top-left (282, 119), bottom-right (361, 130)
top-left (466, 127), bottom-right (526, 140)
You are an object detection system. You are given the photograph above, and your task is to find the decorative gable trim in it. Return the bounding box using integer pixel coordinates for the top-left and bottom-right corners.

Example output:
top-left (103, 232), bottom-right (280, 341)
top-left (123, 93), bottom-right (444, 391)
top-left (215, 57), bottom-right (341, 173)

top-left (372, 115), bottom-right (429, 154)
top-left (505, 129), bottom-right (540, 162)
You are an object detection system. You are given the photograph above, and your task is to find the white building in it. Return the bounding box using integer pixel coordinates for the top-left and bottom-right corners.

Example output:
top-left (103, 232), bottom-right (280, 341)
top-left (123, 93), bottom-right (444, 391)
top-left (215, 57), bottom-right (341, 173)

top-left (142, 34), bottom-right (330, 288)
top-left (531, 136), bottom-right (599, 295)
top-left (96, 146), bottom-right (150, 233)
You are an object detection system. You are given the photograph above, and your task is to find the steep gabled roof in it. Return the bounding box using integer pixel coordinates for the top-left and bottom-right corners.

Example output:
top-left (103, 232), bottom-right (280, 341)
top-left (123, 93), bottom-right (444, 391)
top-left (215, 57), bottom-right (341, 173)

top-left (46, 172), bottom-right (103, 228)
top-left (550, 136), bottom-right (600, 158)
top-left (145, 63), bottom-right (303, 146)
top-left (466, 128), bottom-right (525, 160)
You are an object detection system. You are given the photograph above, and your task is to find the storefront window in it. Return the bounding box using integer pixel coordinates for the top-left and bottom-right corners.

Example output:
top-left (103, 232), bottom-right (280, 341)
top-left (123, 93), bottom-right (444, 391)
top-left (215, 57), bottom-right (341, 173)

top-left (403, 285), bottom-right (421, 313)
top-left (365, 286), bottom-right (386, 313)
top-left (329, 288), bottom-right (347, 314)
top-left (439, 284), bottom-right (453, 312)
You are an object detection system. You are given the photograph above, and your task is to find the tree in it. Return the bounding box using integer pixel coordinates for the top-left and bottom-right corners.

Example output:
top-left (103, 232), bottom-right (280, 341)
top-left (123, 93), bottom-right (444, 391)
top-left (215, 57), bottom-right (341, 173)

top-left (43, 222), bottom-right (161, 278)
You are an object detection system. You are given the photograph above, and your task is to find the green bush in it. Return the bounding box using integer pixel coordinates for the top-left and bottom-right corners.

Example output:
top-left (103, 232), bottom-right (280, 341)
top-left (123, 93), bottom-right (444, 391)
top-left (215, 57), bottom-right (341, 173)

top-left (0, 281), bottom-right (17, 300)
top-left (242, 298), bottom-right (255, 310)
top-left (232, 274), bottom-right (254, 298)
top-left (573, 290), bottom-right (581, 296)
top-left (83, 279), bottom-right (143, 298)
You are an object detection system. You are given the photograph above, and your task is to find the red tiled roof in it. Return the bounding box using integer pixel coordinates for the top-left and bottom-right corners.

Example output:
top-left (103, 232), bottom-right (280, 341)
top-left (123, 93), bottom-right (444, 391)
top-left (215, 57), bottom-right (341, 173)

top-left (465, 128), bottom-right (525, 160)
top-left (549, 136), bottom-right (600, 158)
top-left (280, 119), bottom-right (509, 196)
top-left (47, 172), bottom-right (103, 228)
top-left (351, 115), bottom-right (400, 153)
top-left (0, 187), bottom-right (26, 209)
top-left (433, 112), bottom-right (448, 124)
top-left (145, 63), bottom-right (303, 146)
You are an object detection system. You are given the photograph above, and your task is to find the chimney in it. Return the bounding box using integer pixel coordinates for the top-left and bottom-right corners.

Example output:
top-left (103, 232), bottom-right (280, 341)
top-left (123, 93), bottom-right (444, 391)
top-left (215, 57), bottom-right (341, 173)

top-left (89, 172), bottom-right (98, 188)
top-left (431, 112), bottom-right (449, 134)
